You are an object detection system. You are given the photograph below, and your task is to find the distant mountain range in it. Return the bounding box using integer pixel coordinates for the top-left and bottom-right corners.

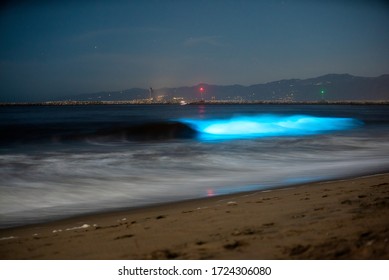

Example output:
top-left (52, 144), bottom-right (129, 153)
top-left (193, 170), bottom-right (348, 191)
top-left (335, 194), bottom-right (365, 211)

top-left (65, 74), bottom-right (389, 102)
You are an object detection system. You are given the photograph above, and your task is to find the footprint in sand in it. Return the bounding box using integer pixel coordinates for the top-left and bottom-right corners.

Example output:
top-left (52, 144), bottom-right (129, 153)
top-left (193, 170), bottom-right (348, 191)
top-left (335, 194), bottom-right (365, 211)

top-left (156, 215), bottom-right (166, 220)
top-left (223, 240), bottom-right (246, 250)
top-left (150, 249), bottom-right (180, 259)
top-left (114, 234), bottom-right (134, 240)
top-left (289, 244), bottom-right (311, 256)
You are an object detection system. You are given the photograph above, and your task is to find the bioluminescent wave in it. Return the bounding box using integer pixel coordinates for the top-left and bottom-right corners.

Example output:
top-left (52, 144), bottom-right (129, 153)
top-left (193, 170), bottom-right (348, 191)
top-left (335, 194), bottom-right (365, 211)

top-left (179, 115), bottom-right (362, 140)
top-left (2, 105), bottom-right (388, 228)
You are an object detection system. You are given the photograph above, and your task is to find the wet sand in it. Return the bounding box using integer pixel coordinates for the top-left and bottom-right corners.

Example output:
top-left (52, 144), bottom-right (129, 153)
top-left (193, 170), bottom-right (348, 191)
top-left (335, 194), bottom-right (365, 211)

top-left (1, 173), bottom-right (388, 259)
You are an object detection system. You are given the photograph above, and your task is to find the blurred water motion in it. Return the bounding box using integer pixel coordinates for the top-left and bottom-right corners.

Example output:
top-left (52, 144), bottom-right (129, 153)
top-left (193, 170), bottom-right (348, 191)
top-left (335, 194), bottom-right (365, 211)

top-left (0, 104), bottom-right (388, 228)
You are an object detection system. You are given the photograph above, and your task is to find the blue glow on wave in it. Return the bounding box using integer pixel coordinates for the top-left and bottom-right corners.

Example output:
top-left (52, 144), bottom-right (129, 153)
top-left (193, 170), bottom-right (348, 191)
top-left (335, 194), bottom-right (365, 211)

top-left (179, 115), bottom-right (362, 141)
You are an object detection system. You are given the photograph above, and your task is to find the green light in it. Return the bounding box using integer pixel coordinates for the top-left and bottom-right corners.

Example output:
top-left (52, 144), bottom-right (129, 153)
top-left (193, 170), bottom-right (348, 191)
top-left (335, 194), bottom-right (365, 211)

top-left (320, 89), bottom-right (325, 94)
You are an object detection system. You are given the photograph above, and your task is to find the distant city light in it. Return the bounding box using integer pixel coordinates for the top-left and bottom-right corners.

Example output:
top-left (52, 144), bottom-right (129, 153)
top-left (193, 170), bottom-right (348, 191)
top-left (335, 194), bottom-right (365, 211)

top-left (179, 115), bottom-right (361, 141)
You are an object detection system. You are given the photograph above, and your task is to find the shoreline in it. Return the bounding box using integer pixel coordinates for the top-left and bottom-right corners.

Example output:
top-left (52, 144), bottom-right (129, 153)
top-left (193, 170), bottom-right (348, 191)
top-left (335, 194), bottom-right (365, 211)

top-left (1, 173), bottom-right (388, 259)
top-left (1, 171), bottom-right (388, 231)
top-left (1, 101), bottom-right (389, 106)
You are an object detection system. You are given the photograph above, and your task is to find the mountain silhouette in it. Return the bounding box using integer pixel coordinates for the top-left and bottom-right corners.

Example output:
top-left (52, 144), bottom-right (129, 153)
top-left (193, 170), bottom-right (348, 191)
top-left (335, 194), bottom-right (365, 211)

top-left (65, 74), bottom-right (389, 102)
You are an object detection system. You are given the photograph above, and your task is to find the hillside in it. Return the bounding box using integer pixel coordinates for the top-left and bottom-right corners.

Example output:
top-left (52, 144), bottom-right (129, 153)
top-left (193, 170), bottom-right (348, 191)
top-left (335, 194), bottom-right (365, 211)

top-left (64, 74), bottom-right (389, 102)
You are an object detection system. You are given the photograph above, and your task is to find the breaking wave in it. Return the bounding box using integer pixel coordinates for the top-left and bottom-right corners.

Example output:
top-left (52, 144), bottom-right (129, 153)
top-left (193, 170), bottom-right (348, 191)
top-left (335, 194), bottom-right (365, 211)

top-left (2, 114), bottom-right (361, 145)
top-left (180, 115), bottom-right (362, 140)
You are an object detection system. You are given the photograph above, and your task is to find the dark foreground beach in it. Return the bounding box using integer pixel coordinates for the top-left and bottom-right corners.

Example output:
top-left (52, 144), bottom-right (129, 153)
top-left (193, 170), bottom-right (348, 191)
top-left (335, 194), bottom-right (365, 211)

top-left (1, 173), bottom-right (388, 260)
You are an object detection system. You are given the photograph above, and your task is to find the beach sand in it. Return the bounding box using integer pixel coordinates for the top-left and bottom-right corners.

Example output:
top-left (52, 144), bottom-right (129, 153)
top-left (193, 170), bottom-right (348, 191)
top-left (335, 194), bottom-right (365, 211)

top-left (1, 173), bottom-right (388, 260)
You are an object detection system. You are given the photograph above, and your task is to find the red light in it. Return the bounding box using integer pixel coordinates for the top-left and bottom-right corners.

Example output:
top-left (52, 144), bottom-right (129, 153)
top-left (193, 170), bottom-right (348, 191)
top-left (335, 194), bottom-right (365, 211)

top-left (207, 189), bottom-right (214, 197)
top-left (199, 87), bottom-right (204, 92)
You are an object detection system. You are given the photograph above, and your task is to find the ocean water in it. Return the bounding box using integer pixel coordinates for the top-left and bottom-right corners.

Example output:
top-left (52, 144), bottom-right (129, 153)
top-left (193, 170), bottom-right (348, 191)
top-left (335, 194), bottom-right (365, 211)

top-left (1, 104), bottom-right (388, 228)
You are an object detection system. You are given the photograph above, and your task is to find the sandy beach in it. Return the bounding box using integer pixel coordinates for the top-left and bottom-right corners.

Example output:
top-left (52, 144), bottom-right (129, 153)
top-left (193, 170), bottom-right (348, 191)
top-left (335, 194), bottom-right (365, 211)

top-left (0, 173), bottom-right (388, 260)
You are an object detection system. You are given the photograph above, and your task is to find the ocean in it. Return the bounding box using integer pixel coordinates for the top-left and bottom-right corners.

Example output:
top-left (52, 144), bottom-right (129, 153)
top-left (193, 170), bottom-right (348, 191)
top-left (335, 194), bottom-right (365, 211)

top-left (1, 104), bottom-right (388, 228)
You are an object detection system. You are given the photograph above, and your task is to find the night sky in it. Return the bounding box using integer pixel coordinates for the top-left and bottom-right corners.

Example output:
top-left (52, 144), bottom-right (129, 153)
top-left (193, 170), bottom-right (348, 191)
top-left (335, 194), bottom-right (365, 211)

top-left (1, 0), bottom-right (388, 102)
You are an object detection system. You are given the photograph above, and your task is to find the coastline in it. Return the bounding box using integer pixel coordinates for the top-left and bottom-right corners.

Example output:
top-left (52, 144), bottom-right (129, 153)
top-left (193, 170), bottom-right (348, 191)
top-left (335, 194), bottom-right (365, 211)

top-left (1, 100), bottom-right (389, 106)
top-left (0, 173), bottom-right (388, 259)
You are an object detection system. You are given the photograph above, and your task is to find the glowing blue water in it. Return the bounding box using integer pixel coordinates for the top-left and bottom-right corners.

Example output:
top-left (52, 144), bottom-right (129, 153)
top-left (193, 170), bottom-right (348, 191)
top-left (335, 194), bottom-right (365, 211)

top-left (180, 115), bottom-right (362, 140)
top-left (1, 105), bottom-right (388, 229)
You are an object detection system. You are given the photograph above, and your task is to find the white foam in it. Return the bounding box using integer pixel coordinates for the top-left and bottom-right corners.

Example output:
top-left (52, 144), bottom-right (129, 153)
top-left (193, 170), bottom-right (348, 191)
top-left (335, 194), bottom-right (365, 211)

top-left (1, 121), bottom-right (388, 228)
top-left (0, 236), bottom-right (16, 241)
top-left (65, 224), bottom-right (90, 231)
